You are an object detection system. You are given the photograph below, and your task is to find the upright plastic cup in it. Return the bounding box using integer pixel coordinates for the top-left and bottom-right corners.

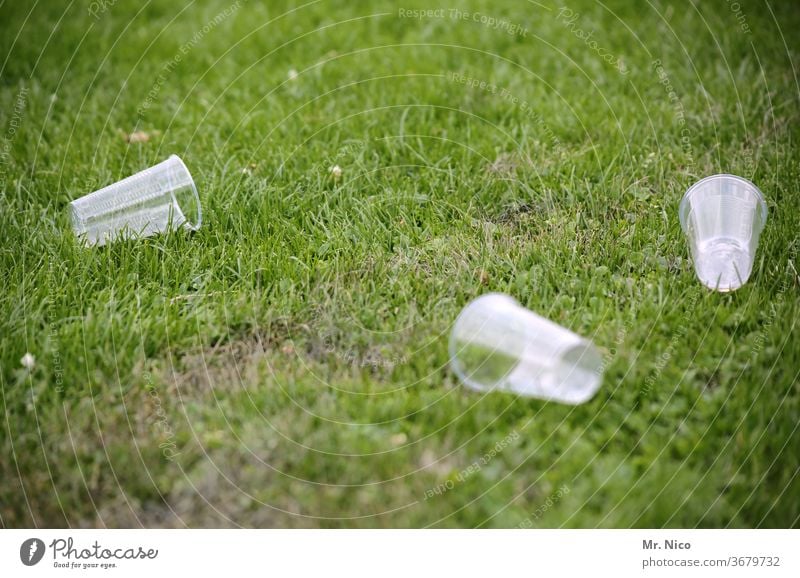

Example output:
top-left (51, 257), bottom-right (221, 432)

top-left (70, 154), bottom-right (201, 246)
top-left (679, 174), bottom-right (767, 292)
top-left (449, 293), bottom-right (603, 404)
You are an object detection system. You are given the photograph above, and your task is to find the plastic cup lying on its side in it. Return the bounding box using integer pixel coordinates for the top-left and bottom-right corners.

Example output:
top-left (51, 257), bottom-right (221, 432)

top-left (70, 154), bottom-right (201, 247)
top-left (449, 293), bottom-right (604, 404)
top-left (679, 174), bottom-right (767, 292)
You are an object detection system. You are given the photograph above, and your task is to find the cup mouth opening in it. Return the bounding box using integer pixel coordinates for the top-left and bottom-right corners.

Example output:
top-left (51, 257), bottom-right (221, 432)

top-left (448, 355), bottom-right (488, 393)
top-left (68, 202), bottom-right (83, 230)
top-left (169, 154), bottom-right (202, 231)
top-left (448, 293), bottom-right (520, 392)
top-left (679, 174), bottom-right (768, 233)
top-left (68, 202), bottom-right (93, 246)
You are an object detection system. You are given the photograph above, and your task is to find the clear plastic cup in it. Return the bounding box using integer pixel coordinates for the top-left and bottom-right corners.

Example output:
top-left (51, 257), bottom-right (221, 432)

top-left (679, 174), bottom-right (767, 292)
top-left (449, 293), bottom-right (604, 404)
top-left (70, 154), bottom-right (201, 246)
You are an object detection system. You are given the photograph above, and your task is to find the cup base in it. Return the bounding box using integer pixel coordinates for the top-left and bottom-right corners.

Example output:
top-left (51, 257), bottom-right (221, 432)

top-left (693, 237), bottom-right (753, 292)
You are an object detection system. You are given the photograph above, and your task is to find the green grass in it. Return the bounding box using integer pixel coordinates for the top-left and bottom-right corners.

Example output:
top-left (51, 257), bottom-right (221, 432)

top-left (1, 0), bottom-right (798, 528)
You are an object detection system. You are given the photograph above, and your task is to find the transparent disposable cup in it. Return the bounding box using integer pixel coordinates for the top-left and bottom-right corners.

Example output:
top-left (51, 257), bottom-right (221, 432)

top-left (70, 154), bottom-right (201, 247)
top-left (679, 174), bottom-right (767, 292)
top-left (449, 293), bottom-right (604, 404)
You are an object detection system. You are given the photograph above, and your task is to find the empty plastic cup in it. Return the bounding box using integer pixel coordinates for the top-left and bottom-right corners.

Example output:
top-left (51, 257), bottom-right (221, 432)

top-left (449, 293), bottom-right (604, 404)
top-left (679, 174), bottom-right (767, 292)
top-left (70, 154), bottom-right (201, 246)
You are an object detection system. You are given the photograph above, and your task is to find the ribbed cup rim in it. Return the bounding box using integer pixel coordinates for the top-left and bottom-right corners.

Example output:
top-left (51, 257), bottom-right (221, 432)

top-left (448, 293), bottom-right (519, 392)
top-left (679, 173), bottom-right (767, 233)
top-left (169, 154), bottom-right (202, 231)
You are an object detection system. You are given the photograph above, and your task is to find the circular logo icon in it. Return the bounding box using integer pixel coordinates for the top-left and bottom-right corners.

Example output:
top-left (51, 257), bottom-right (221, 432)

top-left (20, 538), bottom-right (45, 566)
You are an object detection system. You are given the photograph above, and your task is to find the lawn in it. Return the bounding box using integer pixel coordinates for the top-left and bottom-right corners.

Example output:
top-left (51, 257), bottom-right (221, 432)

top-left (1, 0), bottom-right (798, 528)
